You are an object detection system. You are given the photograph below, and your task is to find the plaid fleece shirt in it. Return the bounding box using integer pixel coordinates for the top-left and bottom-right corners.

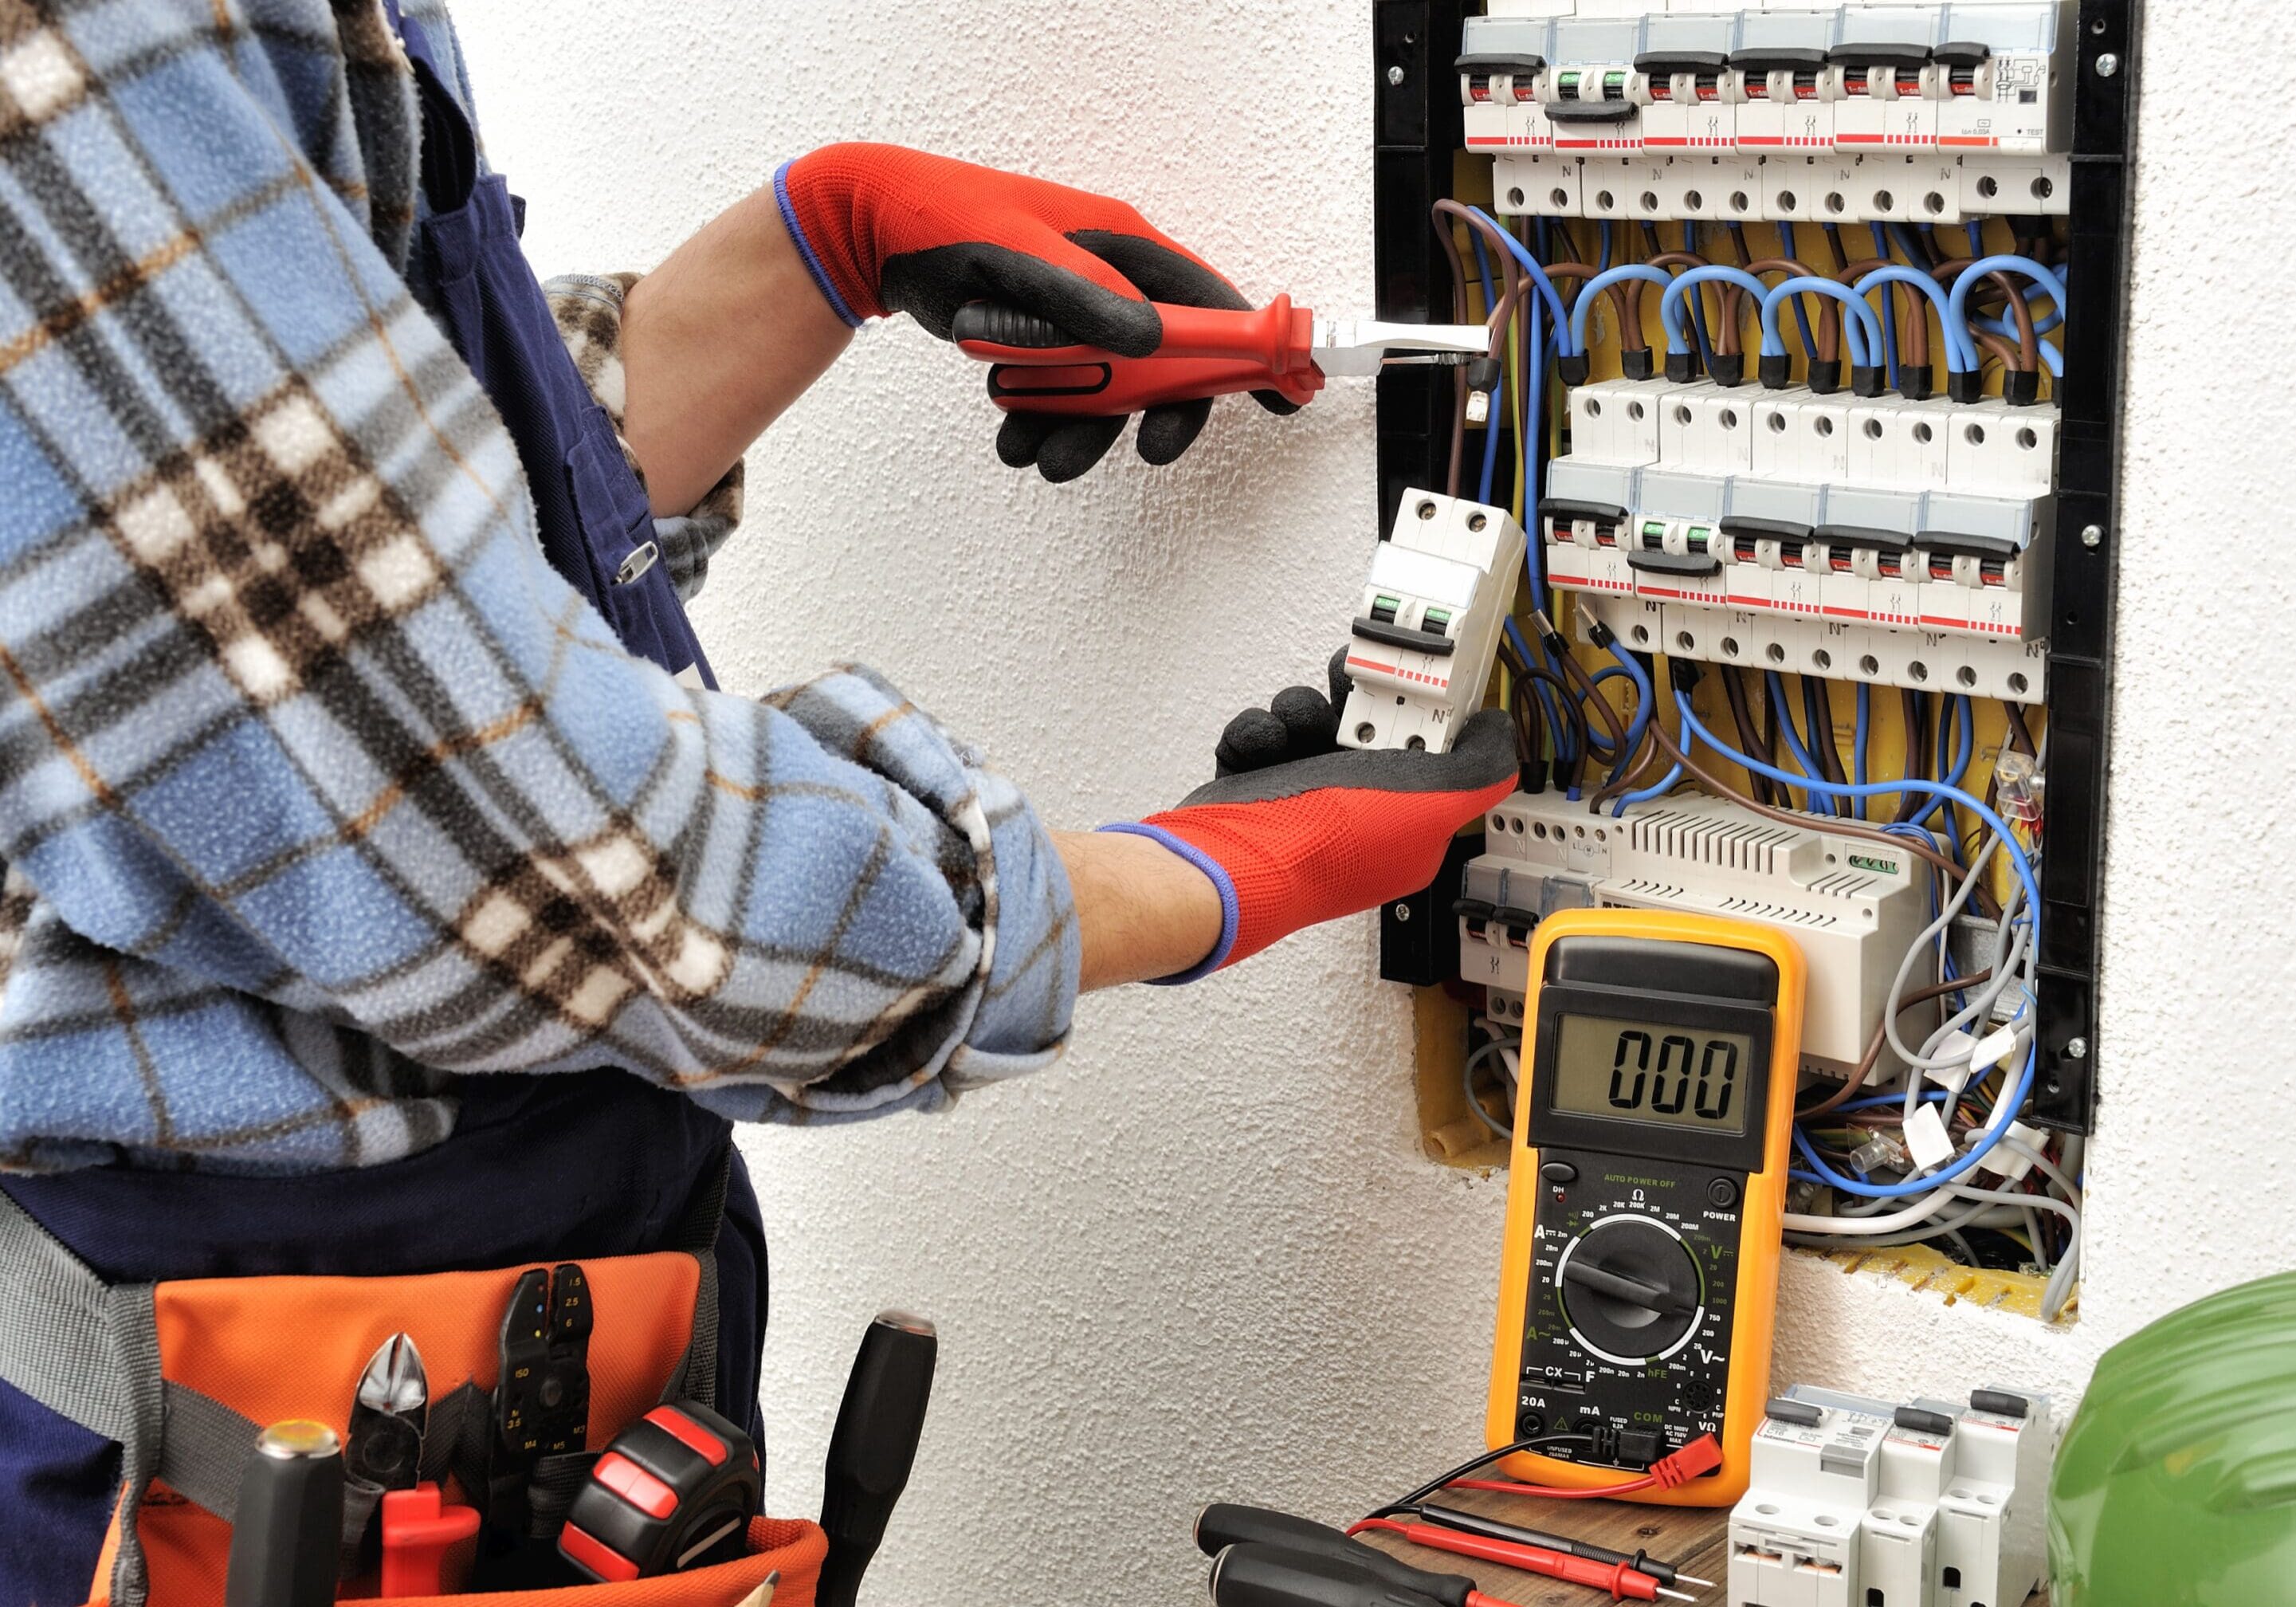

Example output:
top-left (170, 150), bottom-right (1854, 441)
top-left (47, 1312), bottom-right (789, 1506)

top-left (0, 0), bottom-right (1080, 1173)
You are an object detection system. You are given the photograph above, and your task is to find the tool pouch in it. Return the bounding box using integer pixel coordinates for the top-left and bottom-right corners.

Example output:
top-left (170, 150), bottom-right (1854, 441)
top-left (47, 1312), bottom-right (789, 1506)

top-left (0, 1185), bottom-right (824, 1606)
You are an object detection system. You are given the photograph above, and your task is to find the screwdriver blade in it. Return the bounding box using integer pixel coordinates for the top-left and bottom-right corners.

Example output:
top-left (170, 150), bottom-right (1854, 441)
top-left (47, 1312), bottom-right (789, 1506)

top-left (1309, 317), bottom-right (1492, 377)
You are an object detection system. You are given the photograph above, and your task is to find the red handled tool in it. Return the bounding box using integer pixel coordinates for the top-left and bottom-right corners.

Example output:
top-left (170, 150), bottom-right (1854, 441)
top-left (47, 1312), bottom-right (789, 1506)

top-left (952, 297), bottom-right (1491, 416)
top-left (558, 1401), bottom-right (763, 1583)
top-left (380, 1483), bottom-right (481, 1596)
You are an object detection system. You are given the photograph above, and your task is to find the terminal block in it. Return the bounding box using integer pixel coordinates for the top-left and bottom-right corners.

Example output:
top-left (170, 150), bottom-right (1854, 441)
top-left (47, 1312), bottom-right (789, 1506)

top-left (1338, 490), bottom-right (1526, 755)
top-left (1729, 1385), bottom-right (2053, 1607)
top-left (1466, 2), bottom-right (2074, 224)
top-left (1460, 788), bottom-right (1924, 1079)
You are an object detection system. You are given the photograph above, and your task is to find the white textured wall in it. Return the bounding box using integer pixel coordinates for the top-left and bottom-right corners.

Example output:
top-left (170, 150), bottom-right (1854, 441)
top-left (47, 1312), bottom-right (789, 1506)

top-left (453, 2), bottom-right (2295, 1601)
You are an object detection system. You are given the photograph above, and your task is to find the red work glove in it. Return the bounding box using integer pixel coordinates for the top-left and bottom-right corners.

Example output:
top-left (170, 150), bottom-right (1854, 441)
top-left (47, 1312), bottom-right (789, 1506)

top-left (1104, 655), bottom-right (1517, 981)
top-left (776, 143), bottom-right (1296, 481)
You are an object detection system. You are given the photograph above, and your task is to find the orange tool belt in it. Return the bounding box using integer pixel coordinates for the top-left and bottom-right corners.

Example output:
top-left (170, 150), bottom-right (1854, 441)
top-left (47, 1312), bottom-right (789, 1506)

top-left (1, 1166), bottom-right (826, 1606)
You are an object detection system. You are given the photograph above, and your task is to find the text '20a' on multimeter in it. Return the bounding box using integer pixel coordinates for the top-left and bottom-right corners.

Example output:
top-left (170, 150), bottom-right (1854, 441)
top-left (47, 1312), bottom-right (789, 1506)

top-left (1485, 909), bottom-right (1807, 1507)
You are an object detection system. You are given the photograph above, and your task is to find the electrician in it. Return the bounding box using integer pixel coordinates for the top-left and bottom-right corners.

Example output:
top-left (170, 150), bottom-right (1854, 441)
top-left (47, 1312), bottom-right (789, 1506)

top-left (0, 5), bottom-right (1513, 1599)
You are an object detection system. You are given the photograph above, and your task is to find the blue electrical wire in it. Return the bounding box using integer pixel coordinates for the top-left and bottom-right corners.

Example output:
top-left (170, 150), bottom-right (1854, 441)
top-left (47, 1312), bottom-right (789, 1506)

top-left (1678, 222), bottom-right (1719, 371)
top-left (1853, 682), bottom-right (1871, 822)
top-left (1617, 758), bottom-right (1685, 815)
top-left (1597, 218), bottom-right (1614, 273)
top-left (1599, 634), bottom-right (1656, 789)
top-left (1658, 265), bottom-right (1770, 363)
top-left (1505, 234), bottom-right (1574, 772)
top-left (1870, 222), bottom-right (1900, 391)
top-left (1757, 277), bottom-right (1883, 366)
top-left (1854, 266), bottom-right (1982, 375)
top-left (1948, 255), bottom-right (2069, 373)
top-left (1571, 265), bottom-right (1674, 356)
top-left (1764, 671), bottom-right (1831, 815)
top-left (1471, 233), bottom-right (1504, 505)
top-left (1468, 206), bottom-right (1576, 351)
top-left (1776, 221), bottom-right (1817, 356)
top-left (1791, 1044), bottom-right (2034, 1196)
top-left (1964, 220), bottom-right (1984, 256)
top-left (1671, 690), bottom-right (2042, 918)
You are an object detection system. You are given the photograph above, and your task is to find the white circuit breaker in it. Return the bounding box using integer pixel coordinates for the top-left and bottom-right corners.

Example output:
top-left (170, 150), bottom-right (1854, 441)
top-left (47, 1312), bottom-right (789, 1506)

top-left (1338, 490), bottom-right (1526, 755)
top-left (1460, 787), bottom-right (1924, 1079)
top-left (1464, 2), bottom-right (2074, 224)
top-left (1540, 377), bottom-right (2056, 703)
top-left (1731, 1385), bottom-right (2053, 1607)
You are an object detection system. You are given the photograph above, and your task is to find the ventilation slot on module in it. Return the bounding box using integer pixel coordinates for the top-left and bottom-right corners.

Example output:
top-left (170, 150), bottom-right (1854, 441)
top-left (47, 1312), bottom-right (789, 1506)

top-left (1627, 811), bottom-right (1795, 874)
top-left (1718, 895), bottom-right (1839, 930)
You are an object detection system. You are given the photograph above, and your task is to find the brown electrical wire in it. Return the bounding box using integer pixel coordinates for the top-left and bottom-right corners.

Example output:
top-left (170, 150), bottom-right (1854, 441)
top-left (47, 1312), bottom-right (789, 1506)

top-left (1797, 970), bottom-right (1997, 1118)
top-left (1643, 698), bottom-right (1980, 890)
top-left (1839, 257), bottom-right (1929, 368)
top-left (1932, 256), bottom-right (2038, 373)
top-left (1744, 257), bottom-right (1842, 367)
top-left (1430, 201), bottom-right (1522, 497)
top-left (1721, 662), bottom-right (1780, 806)
top-left (1808, 678), bottom-right (1849, 788)
top-left (1894, 690), bottom-right (1930, 824)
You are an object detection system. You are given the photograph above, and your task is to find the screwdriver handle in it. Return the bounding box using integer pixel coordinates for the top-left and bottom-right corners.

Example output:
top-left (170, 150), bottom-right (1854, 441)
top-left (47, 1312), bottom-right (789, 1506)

top-left (952, 297), bottom-right (1326, 415)
top-left (1209, 1543), bottom-right (1446, 1607)
top-left (1195, 1505), bottom-right (1475, 1607)
top-left (815, 1311), bottom-right (938, 1607)
top-left (223, 1421), bottom-right (344, 1607)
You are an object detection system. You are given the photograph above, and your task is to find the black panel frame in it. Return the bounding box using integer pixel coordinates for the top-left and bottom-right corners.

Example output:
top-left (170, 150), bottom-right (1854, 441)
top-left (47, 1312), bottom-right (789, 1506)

top-left (1372, 0), bottom-right (2141, 1134)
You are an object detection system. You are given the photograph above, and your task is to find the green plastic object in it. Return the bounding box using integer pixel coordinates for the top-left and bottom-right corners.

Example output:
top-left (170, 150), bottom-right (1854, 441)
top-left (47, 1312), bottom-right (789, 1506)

top-left (2051, 1271), bottom-right (2296, 1605)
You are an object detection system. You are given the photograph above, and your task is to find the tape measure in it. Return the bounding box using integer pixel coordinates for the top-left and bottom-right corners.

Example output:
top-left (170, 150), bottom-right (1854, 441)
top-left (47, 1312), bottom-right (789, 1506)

top-left (1484, 910), bottom-right (1805, 1507)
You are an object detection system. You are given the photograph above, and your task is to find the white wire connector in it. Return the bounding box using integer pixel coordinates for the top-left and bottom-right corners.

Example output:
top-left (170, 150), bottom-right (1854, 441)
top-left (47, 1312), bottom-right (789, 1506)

top-left (1975, 1121), bottom-right (2051, 1184)
top-left (1904, 1105), bottom-right (1957, 1171)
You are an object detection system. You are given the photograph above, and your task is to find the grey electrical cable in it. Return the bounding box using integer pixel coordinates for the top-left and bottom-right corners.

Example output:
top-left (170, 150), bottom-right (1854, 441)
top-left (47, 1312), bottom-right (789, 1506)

top-left (1463, 1033), bottom-right (1520, 1140)
top-left (1945, 1179), bottom-right (2082, 1321)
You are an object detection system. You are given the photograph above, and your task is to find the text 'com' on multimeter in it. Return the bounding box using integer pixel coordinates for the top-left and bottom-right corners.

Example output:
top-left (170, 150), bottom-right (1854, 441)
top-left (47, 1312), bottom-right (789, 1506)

top-left (1484, 909), bottom-right (1807, 1507)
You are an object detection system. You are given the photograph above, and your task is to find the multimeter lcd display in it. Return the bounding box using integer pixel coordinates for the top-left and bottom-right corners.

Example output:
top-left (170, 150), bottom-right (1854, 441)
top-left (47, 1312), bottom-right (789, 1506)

top-left (1549, 1013), bottom-right (1754, 1134)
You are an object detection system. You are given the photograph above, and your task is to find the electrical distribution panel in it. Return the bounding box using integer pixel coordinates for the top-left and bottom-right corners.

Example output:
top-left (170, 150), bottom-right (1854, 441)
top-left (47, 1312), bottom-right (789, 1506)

top-left (1729, 1384), bottom-right (2053, 1607)
top-left (1461, 2), bottom-right (2074, 226)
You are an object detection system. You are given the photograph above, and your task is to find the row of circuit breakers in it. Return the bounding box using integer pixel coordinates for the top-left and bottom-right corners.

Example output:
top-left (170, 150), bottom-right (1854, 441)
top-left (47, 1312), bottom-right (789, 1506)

top-left (1329, 6), bottom-right (2075, 1089)
top-left (1460, 2), bottom-right (2073, 226)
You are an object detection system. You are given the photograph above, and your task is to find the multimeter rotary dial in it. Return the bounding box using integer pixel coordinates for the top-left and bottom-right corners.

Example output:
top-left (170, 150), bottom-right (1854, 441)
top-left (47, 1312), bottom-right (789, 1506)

top-left (1555, 1214), bottom-right (1706, 1365)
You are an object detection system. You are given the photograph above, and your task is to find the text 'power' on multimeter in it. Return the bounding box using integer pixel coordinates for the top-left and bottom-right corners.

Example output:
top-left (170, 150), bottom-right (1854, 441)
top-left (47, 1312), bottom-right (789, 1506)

top-left (1485, 909), bottom-right (1807, 1507)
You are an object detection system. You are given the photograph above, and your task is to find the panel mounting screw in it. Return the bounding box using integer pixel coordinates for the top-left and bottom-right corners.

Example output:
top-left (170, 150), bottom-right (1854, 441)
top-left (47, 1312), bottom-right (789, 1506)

top-left (1387, 65), bottom-right (1406, 87)
top-left (2066, 1037), bottom-right (2090, 1060)
top-left (2081, 524), bottom-right (2102, 548)
top-left (2095, 53), bottom-right (2120, 78)
top-left (1393, 902), bottom-right (1412, 921)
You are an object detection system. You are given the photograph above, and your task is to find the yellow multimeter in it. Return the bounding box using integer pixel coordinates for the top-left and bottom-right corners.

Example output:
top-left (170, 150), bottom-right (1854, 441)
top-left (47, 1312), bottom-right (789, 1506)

top-left (1484, 909), bottom-right (1806, 1507)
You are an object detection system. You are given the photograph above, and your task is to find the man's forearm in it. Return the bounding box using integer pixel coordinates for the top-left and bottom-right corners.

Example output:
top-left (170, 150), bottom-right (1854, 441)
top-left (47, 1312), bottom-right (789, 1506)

top-left (1054, 831), bottom-right (1223, 992)
top-left (621, 187), bottom-right (854, 516)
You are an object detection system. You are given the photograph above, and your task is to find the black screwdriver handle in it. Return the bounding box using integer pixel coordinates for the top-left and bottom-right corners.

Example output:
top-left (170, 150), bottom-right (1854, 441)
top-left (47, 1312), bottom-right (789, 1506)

top-left (816, 1310), bottom-right (938, 1607)
top-left (1195, 1506), bottom-right (1475, 1607)
top-left (1210, 1543), bottom-right (1449, 1607)
top-left (223, 1421), bottom-right (344, 1607)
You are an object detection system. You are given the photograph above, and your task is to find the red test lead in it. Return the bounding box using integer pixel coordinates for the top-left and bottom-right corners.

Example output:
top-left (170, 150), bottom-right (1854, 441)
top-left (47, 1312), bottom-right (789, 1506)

top-left (1349, 1519), bottom-right (1694, 1604)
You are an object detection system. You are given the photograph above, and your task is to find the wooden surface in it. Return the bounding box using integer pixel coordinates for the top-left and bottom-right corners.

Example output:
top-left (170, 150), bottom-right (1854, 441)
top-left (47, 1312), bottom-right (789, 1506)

top-left (1353, 1487), bottom-right (2047, 1605)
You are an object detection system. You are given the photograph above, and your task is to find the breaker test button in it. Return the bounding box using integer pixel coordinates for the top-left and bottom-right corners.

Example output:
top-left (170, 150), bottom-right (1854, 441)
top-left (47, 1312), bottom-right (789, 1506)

top-left (1707, 1177), bottom-right (1739, 1208)
top-left (1540, 1161), bottom-right (1580, 1185)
